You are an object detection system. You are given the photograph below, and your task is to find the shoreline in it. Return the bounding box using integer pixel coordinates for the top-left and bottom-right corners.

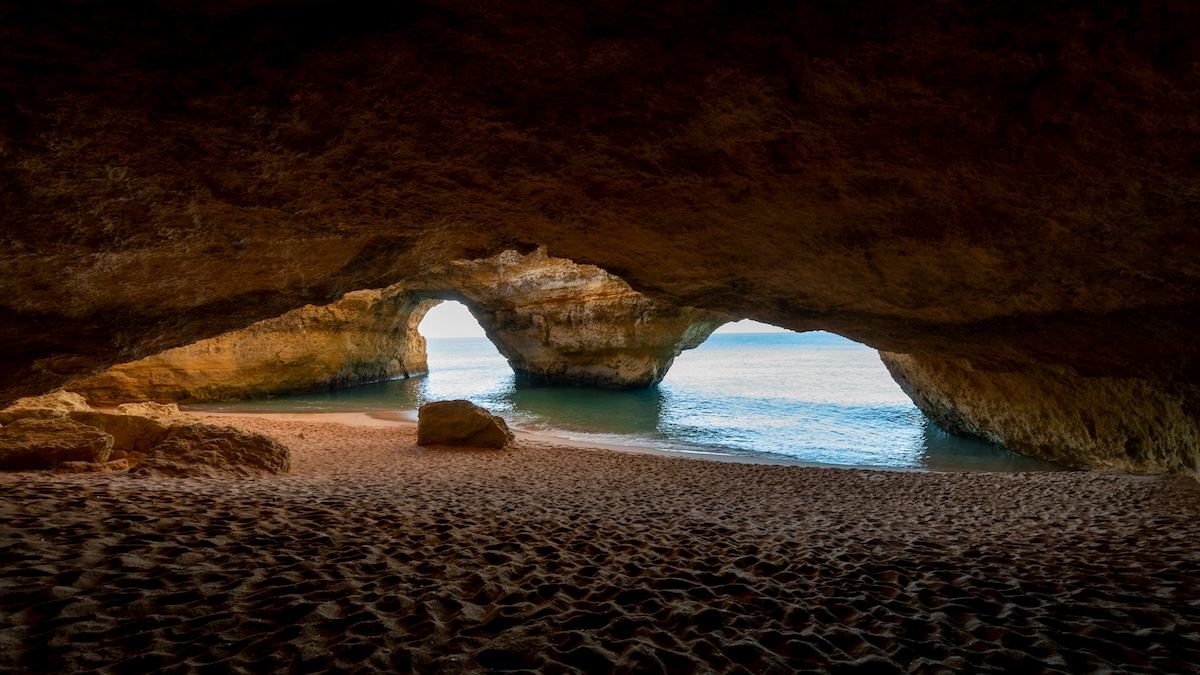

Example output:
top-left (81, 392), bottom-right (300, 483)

top-left (195, 409), bottom-right (932, 473)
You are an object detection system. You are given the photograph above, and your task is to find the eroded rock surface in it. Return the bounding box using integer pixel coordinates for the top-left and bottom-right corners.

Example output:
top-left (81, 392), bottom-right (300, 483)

top-left (0, 391), bottom-right (94, 425)
top-left (0, 418), bottom-right (114, 470)
top-left (71, 249), bottom-right (729, 401)
top-left (408, 249), bottom-right (730, 388)
top-left (132, 424), bottom-right (292, 478)
top-left (67, 410), bottom-right (172, 460)
top-left (881, 352), bottom-right (1200, 476)
top-left (417, 400), bottom-right (513, 449)
top-left (2, 3), bottom-right (1199, 473)
top-left (0, 391), bottom-right (282, 474)
top-left (54, 458), bottom-right (131, 474)
top-left (71, 291), bottom-right (437, 404)
top-left (114, 402), bottom-right (183, 418)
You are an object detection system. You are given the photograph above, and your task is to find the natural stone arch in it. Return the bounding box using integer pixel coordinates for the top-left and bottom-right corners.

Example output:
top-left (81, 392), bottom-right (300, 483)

top-left (70, 250), bottom-right (730, 403)
top-left (404, 249), bottom-right (730, 389)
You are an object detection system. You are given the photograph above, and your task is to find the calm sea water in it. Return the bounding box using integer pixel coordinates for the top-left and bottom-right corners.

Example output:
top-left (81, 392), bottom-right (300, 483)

top-left (191, 332), bottom-right (1067, 472)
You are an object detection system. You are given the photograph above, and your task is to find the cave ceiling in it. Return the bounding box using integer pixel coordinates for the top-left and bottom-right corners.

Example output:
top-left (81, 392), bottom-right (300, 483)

top-left (1, 0), bottom-right (1198, 403)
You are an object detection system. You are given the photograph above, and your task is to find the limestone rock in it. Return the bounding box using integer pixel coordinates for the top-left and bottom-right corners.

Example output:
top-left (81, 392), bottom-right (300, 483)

top-left (67, 411), bottom-right (172, 457)
top-left (880, 352), bottom-right (1200, 477)
top-left (131, 424), bottom-right (291, 478)
top-left (53, 458), bottom-right (131, 474)
top-left (0, 418), bottom-right (114, 470)
top-left (0, 391), bottom-right (94, 425)
top-left (70, 249), bottom-right (729, 400)
top-left (115, 402), bottom-right (181, 418)
top-left (70, 293), bottom-right (438, 404)
top-left (417, 400), bottom-right (514, 449)
top-left (407, 249), bottom-right (731, 389)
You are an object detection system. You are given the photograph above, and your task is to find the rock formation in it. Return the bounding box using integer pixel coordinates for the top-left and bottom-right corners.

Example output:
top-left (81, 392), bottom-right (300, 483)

top-left (132, 423), bottom-right (292, 478)
top-left (407, 249), bottom-right (730, 388)
top-left (0, 392), bottom-right (290, 475)
top-left (880, 352), bottom-right (1200, 475)
top-left (69, 291), bottom-right (437, 404)
top-left (71, 249), bottom-right (730, 402)
top-left (1, 3), bottom-right (1199, 473)
top-left (0, 391), bottom-right (94, 425)
top-left (53, 458), bottom-right (131, 474)
top-left (417, 400), bottom-right (514, 449)
top-left (0, 418), bottom-right (114, 470)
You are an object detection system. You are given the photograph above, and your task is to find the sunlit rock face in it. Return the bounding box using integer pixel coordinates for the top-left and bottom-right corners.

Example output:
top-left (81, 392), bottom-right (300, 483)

top-left (71, 291), bottom-right (437, 403)
top-left (3, 2), bottom-right (1199, 472)
top-left (406, 250), bottom-right (730, 388)
top-left (881, 353), bottom-right (1200, 476)
top-left (71, 250), bottom-right (729, 400)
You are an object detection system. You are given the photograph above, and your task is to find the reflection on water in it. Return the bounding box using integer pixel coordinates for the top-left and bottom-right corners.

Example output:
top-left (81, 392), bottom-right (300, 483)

top-left (189, 333), bottom-right (1069, 472)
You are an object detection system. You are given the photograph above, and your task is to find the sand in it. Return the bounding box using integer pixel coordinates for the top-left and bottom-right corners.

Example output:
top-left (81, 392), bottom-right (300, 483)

top-left (1, 413), bottom-right (1199, 674)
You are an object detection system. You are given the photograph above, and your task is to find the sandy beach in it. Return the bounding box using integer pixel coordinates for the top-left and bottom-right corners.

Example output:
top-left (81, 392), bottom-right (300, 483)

top-left (2, 412), bottom-right (1199, 673)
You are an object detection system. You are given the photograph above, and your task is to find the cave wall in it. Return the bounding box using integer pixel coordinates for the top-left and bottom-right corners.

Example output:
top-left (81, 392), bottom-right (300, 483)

top-left (2, 1), bottom-right (1199, 472)
top-left (881, 352), bottom-right (1200, 475)
top-left (70, 291), bottom-right (437, 403)
top-left (72, 249), bottom-right (729, 401)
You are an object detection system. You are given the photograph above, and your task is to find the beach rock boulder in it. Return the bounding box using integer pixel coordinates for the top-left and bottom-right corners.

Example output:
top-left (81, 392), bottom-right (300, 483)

top-left (132, 423), bottom-right (291, 478)
top-left (67, 410), bottom-right (173, 460)
top-left (417, 400), bottom-right (514, 449)
top-left (0, 418), bottom-right (114, 470)
top-left (114, 401), bottom-right (182, 418)
top-left (0, 391), bottom-right (94, 425)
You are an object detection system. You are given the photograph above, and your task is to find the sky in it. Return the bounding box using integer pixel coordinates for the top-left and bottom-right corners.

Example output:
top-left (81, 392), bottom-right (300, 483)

top-left (418, 301), bottom-right (789, 338)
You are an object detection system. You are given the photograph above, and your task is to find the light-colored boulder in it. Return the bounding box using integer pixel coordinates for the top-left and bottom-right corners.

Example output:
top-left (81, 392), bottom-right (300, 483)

top-left (68, 411), bottom-right (172, 456)
top-left (0, 418), bottom-right (114, 470)
top-left (114, 402), bottom-right (182, 418)
top-left (417, 400), bottom-right (514, 449)
top-left (0, 390), bottom-right (94, 425)
top-left (131, 423), bottom-right (291, 478)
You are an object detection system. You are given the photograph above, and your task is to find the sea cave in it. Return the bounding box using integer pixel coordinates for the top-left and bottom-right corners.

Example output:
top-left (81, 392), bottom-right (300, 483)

top-left (1, 1), bottom-right (1198, 673)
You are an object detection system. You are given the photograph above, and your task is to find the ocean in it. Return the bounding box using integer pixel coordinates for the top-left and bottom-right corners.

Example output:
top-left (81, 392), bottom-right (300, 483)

top-left (190, 332), bottom-right (1069, 472)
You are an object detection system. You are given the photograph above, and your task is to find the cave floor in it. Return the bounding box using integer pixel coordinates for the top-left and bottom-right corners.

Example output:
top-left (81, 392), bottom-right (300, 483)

top-left (1, 415), bottom-right (1198, 674)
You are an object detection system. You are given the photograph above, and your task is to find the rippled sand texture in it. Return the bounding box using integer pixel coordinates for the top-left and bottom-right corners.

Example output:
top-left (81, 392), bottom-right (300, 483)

top-left (2, 416), bottom-right (1199, 674)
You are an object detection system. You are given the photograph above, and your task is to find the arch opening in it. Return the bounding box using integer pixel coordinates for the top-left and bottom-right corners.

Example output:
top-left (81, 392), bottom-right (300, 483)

top-left (406, 305), bottom-right (1075, 471)
top-left (417, 301), bottom-right (487, 339)
top-left (661, 327), bottom-right (1068, 471)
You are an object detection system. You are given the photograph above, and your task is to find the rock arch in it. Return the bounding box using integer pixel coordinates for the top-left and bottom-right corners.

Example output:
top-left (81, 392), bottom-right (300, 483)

top-left (69, 250), bottom-right (730, 402)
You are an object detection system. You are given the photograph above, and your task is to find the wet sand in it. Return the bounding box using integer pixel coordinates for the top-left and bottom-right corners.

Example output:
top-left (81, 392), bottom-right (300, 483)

top-left (2, 413), bottom-right (1199, 673)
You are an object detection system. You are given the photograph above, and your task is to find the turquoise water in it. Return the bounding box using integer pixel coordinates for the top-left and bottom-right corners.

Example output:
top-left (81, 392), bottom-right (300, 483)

top-left (189, 332), bottom-right (1068, 472)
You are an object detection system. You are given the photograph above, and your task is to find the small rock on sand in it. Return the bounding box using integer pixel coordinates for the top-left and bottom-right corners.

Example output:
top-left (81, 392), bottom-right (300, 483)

top-left (114, 401), bottom-right (182, 418)
top-left (417, 400), bottom-right (513, 449)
